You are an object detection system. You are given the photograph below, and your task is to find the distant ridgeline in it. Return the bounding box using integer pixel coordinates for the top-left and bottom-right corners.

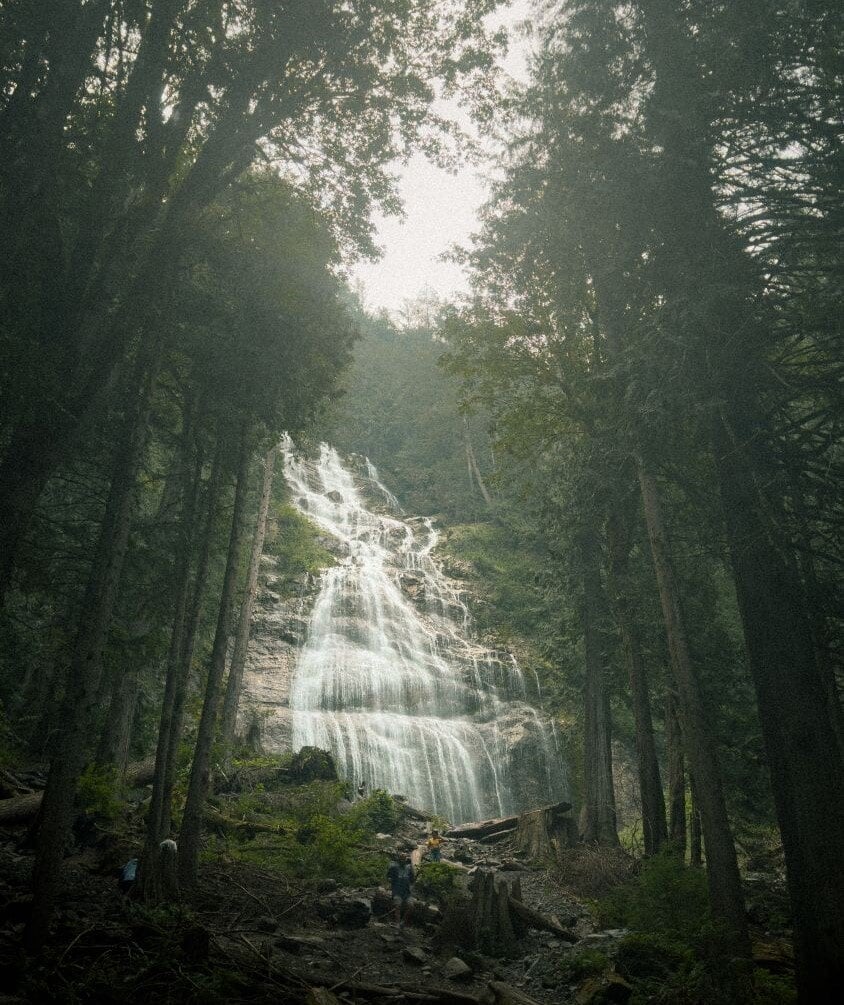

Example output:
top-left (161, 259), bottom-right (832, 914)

top-left (239, 440), bottom-right (567, 823)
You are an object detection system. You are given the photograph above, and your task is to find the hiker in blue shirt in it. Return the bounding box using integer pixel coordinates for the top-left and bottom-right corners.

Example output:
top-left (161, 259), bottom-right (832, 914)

top-left (386, 853), bottom-right (414, 928)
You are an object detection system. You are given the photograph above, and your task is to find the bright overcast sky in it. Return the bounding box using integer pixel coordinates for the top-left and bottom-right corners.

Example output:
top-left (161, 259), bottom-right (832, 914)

top-left (350, 1), bottom-right (534, 316)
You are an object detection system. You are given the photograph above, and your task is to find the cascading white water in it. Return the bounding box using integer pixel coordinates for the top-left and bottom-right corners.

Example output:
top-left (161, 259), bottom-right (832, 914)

top-left (283, 440), bottom-right (567, 823)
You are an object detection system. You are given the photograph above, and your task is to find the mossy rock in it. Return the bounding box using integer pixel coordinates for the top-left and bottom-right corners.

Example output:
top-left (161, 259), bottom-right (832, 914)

top-left (287, 747), bottom-right (338, 783)
top-left (614, 933), bottom-right (693, 984)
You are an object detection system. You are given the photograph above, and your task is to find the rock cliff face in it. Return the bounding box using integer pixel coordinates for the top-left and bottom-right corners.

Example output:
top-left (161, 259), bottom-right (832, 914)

top-left (238, 442), bottom-right (567, 823)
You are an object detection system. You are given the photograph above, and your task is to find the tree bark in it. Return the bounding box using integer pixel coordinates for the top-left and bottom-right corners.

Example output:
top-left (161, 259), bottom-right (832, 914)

top-left (157, 442), bottom-right (222, 843)
top-left (462, 417), bottom-right (493, 506)
top-left (665, 691), bottom-right (686, 857)
top-left (141, 410), bottom-right (213, 901)
top-left (25, 353), bottom-right (157, 948)
top-left (633, 2), bottom-right (843, 990)
top-left (637, 460), bottom-right (748, 948)
top-left (179, 426), bottom-right (252, 886)
top-left (580, 529), bottom-right (618, 846)
top-left (95, 658), bottom-right (142, 776)
top-left (219, 443), bottom-right (277, 760)
top-left (689, 773), bottom-right (702, 869)
top-left (605, 509), bottom-right (667, 855)
top-left (711, 409), bottom-right (844, 992)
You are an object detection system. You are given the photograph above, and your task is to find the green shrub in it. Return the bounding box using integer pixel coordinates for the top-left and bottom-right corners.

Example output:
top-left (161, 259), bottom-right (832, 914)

top-left (615, 933), bottom-right (695, 984)
top-left (752, 970), bottom-right (796, 1005)
top-left (595, 852), bottom-right (711, 941)
top-left (349, 789), bottom-right (402, 833)
top-left (556, 949), bottom-right (609, 983)
top-left (77, 763), bottom-right (123, 820)
top-left (265, 503), bottom-right (335, 586)
top-left (414, 861), bottom-right (461, 902)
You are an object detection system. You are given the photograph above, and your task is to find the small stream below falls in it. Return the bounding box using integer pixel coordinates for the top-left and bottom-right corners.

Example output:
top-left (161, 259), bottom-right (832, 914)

top-left (276, 441), bottom-right (567, 823)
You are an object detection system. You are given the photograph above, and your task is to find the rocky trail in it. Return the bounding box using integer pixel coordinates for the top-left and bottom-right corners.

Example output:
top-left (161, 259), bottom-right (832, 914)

top-left (0, 786), bottom-right (640, 1005)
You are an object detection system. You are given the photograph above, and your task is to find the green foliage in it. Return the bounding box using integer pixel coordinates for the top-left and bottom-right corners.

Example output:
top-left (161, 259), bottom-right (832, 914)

top-left (284, 814), bottom-right (385, 886)
top-left (348, 789), bottom-right (403, 833)
top-left (555, 948), bottom-right (609, 983)
top-left (752, 971), bottom-right (797, 1005)
top-left (320, 313), bottom-right (494, 520)
top-left (264, 501), bottom-right (335, 590)
top-left (77, 764), bottom-right (123, 821)
top-left (615, 933), bottom-right (695, 985)
top-left (594, 853), bottom-right (711, 942)
top-left (414, 861), bottom-right (462, 902)
top-left (207, 777), bottom-right (390, 887)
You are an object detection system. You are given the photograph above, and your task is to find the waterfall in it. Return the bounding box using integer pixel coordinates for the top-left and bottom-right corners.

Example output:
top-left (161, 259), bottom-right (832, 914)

top-left (280, 440), bottom-right (567, 823)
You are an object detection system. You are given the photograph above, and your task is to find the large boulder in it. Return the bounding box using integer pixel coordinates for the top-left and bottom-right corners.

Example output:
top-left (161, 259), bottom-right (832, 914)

top-left (316, 893), bottom-right (372, 929)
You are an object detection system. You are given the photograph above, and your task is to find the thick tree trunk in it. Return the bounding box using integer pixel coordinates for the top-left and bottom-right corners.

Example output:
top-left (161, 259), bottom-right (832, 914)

top-left (633, 2), bottom-right (843, 991)
top-left (637, 461), bottom-right (748, 948)
top-left (580, 530), bottom-right (618, 846)
top-left (219, 444), bottom-right (277, 759)
top-left (712, 410), bottom-right (844, 993)
top-left (605, 509), bottom-right (667, 855)
top-left (689, 773), bottom-right (703, 868)
top-left (179, 428), bottom-right (252, 886)
top-left (665, 691), bottom-right (686, 857)
top-left (25, 356), bottom-right (156, 948)
top-left (144, 408), bottom-right (205, 849)
top-left (158, 447), bottom-right (222, 843)
top-left (95, 659), bottom-right (142, 776)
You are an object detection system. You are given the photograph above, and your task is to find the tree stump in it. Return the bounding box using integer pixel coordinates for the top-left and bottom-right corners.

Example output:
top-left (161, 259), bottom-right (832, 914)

top-left (465, 870), bottom-right (526, 957)
top-left (513, 803), bottom-right (576, 863)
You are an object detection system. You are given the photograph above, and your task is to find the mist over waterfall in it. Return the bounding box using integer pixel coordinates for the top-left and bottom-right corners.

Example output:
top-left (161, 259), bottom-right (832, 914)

top-left (257, 441), bottom-right (566, 824)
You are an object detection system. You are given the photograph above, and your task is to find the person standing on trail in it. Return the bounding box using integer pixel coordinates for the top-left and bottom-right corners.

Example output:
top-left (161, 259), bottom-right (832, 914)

top-left (387, 853), bottom-right (414, 928)
top-left (426, 829), bottom-right (445, 862)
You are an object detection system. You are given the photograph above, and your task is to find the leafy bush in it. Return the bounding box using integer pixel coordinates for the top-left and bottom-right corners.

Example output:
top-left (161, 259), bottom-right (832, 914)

top-left (414, 861), bottom-right (461, 902)
top-left (556, 949), bottom-right (609, 983)
top-left (752, 970), bottom-right (796, 1005)
top-left (615, 933), bottom-right (695, 984)
top-left (349, 789), bottom-right (402, 833)
top-left (78, 764), bottom-right (123, 820)
top-left (265, 503), bottom-right (335, 587)
top-left (595, 852), bottom-right (710, 941)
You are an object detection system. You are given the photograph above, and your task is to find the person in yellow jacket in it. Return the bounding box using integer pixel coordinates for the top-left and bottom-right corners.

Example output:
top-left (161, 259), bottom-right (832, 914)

top-left (425, 829), bottom-right (445, 862)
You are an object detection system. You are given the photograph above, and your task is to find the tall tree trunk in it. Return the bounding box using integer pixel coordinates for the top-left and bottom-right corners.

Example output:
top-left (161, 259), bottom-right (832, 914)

top-left (463, 416), bottom-right (493, 506)
top-left (95, 658), bottom-right (142, 776)
top-left (25, 353), bottom-right (157, 949)
top-left (637, 461), bottom-right (748, 949)
top-left (634, 2), bottom-right (844, 990)
top-left (606, 509), bottom-right (667, 855)
top-left (144, 431), bottom-right (221, 875)
top-left (689, 773), bottom-right (702, 868)
top-left (580, 529), bottom-right (618, 846)
top-left (712, 411), bottom-right (844, 992)
top-left (665, 690), bottom-right (686, 857)
top-left (179, 427), bottom-right (252, 886)
top-left (219, 443), bottom-right (277, 761)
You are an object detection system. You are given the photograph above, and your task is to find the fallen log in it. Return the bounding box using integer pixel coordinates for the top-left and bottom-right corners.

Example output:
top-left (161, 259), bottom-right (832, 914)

top-left (479, 828), bottom-right (515, 845)
top-left (506, 898), bottom-right (577, 942)
top-left (0, 758), bottom-right (156, 824)
top-left (204, 806), bottom-right (288, 836)
top-left (446, 801), bottom-right (572, 841)
top-left (306, 973), bottom-right (483, 1004)
top-left (487, 981), bottom-right (544, 1005)
top-left (446, 814), bottom-right (518, 840)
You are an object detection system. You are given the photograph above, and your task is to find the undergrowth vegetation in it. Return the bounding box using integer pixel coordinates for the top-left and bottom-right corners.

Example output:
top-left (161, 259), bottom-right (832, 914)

top-left (204, 767), bottom-right (401, 887)
top-left (586, 853), bottom-right (796, 1005)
